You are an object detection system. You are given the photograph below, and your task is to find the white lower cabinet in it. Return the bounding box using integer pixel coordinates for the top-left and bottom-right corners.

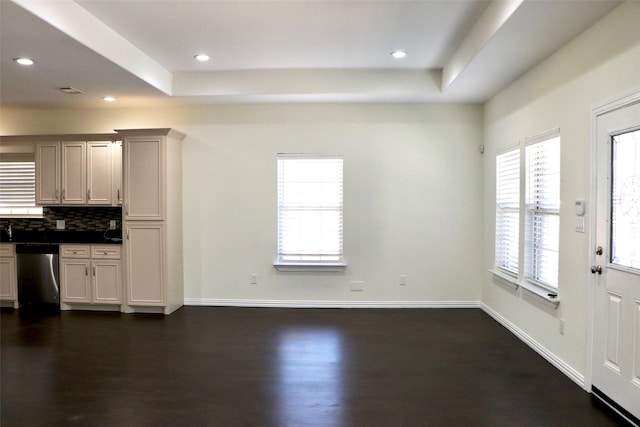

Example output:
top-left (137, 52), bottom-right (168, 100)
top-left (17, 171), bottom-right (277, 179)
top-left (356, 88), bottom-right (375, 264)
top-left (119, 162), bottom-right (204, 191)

top-left (60, 244), bottom-right (122, 309)
top-left (0, 244), bottom-right (18, 308)
top-left (124, 222), bottom-right (165, 307)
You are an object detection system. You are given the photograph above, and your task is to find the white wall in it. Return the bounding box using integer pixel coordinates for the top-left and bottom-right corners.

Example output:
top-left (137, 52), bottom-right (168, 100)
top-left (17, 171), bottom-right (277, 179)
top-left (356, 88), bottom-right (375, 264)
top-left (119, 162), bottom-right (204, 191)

top-left (0, 103), bottom-right (484, 305)
top-left (482, 1), bottom-right (640, 380)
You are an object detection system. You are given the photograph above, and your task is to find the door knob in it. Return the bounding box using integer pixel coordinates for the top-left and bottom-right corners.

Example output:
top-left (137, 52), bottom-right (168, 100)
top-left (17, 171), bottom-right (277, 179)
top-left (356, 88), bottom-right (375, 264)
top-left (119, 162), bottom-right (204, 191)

top-left (595, 246), bottom-right (603, 255)
top-left (591, 265), bottom-right (602, 275)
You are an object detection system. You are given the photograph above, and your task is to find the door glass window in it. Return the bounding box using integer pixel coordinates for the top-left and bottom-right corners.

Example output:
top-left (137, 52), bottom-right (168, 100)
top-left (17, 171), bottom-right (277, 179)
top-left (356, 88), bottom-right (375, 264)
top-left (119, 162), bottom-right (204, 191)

top-left (611, 128), bottom-right (640, 270)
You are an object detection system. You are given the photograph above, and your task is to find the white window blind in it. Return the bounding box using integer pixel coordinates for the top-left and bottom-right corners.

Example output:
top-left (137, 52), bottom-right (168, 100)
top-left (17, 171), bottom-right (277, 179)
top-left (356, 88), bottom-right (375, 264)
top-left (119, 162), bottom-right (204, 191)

top-left (277, 154), bottom-right (343, 263)
top-left (0, 154), bottom-right (43, 217)
top-left (525, 136), bottom-right (560, 289)
top-left (495, 149), bottom-right (520, 276)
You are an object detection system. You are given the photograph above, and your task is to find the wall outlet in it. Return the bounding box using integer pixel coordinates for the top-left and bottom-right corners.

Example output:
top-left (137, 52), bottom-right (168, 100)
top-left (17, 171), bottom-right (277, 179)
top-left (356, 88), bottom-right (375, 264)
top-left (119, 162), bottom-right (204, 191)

top-left (350, 280), bottom-right (364, 292)
top-left (56, 220), bottom-right (65, 230)
top-left (250, 274), bottom-right (258, 285)
top-left (109, 220), bottom-right (117, 230)
top-left (400, 274), bottom-right (407, 286)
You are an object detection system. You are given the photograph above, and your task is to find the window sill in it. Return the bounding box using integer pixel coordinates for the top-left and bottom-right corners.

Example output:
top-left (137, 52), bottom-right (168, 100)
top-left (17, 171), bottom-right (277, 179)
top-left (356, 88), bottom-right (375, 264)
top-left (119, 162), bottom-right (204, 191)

top-left (490, 269), bottom-right (560, 308)
top-left (274, 263), bottom-right (347, 273)
top-left (489, 269), bottom-right (519, 289)
top-left (520, 280), bottom-right (560, 308)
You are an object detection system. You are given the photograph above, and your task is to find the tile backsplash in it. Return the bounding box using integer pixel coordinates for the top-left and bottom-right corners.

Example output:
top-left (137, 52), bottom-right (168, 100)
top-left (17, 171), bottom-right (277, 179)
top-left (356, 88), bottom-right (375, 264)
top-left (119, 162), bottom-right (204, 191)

top-left (5, 207), bottom-right (122, 231)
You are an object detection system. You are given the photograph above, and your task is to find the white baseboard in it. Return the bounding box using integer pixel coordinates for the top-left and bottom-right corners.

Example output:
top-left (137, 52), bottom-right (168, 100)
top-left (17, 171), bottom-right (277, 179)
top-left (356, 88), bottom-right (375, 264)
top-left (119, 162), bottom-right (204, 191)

top-left (184, 298), bottom-right (480, 309)
top-left (481, 303), bottom-right (585, 389)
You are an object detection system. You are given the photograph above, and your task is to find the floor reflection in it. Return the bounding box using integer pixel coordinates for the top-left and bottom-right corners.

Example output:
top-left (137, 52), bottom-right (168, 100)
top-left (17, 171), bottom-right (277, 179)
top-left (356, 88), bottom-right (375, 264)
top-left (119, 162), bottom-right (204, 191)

top-left (276, 327), bottom-right (344, 427)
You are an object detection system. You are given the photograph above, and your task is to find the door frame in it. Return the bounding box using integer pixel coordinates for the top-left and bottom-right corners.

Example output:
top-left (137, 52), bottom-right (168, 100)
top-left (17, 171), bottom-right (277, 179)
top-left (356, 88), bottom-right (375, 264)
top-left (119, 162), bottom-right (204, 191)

top-left (586, 88), bottom-right (640, 393)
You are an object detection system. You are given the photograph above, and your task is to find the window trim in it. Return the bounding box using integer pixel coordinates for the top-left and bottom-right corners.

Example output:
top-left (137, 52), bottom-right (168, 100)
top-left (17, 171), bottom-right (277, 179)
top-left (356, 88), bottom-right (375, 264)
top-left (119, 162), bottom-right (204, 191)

top-left (491, 129), bottom-right (561, 307)
top-left (274, 154), bottom-right (346, 270)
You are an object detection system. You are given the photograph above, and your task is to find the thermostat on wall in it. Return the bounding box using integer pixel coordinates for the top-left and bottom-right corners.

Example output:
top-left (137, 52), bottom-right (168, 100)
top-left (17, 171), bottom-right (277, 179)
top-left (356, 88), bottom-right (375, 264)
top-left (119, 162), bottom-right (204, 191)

top-left (575, 200), bottom-right (585, 216)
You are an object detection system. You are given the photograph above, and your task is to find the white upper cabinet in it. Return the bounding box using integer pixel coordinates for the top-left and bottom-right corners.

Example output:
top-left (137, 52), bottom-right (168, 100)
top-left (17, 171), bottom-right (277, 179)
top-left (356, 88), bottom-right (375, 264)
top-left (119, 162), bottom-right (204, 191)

top-left (35, 142), bottom-right (61, 204)
top-left (87, 141), bottom-right (113, 205)
top-left (35, 139), bottom-right (122, 206)
top-left (61, 141), bottom-right (87, 204)
top-left (112, 141), bottom-right (123, 205)
top-left (124, 137), bottom-right (164, 220)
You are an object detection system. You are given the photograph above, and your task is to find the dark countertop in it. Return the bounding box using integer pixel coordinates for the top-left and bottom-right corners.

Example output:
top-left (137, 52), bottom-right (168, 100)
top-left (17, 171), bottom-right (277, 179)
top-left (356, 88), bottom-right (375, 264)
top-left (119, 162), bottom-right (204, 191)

top-left (0, 230), bottom-right (122, 245)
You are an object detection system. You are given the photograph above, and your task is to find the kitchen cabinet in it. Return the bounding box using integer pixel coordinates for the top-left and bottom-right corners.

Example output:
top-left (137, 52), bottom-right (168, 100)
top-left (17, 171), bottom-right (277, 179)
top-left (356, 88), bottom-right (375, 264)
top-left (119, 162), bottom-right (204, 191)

top-left (123, 137), bottom-right (163, 219)
top-left (119, 128), bottom-right (185, 315)
top-left (112, 141), bottom-right (123, 205)
top-left (35, 139), bottom-right (121, 206)
top-left (124, 222), bottom-right (164, 306)
top-left (61, 141), bottom-right (87, 204)
top-left (60, 244), bottom-right (122, 309)
top-left (35, 142), bottom-right (60, 204)
top-left (0, 244), bottom-right (18, 308)
top-left (87, 141), bottom-right (113, 205)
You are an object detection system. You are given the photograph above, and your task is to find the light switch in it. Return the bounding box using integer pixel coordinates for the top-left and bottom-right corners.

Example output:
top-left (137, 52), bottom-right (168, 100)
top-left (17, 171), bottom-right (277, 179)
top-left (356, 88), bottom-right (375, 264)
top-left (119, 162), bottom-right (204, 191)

top-left (56, 220), bottom-right (65, 230)
top-left (575, 217), bottom-right (585, 233)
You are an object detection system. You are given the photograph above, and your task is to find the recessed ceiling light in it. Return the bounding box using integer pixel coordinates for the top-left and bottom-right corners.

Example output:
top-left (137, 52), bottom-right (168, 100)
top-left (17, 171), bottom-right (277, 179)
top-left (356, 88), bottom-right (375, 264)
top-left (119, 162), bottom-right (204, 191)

top-left (103, 96), bottom-right (116, 102)
top-left (391, 51), bottom-right (407, 59)
top-left (194, 54), bottom-right (210, 62)
top-left (14, 57), bottom-right (35, 66)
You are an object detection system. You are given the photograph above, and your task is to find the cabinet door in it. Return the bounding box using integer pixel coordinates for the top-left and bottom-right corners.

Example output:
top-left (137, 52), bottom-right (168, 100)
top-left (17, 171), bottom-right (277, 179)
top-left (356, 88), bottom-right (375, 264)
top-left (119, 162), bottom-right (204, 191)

top-left (0, 257), bottom-right (17, 301)
top-left (61, 259), bottom-right (91, 303)
top-left (61, 142), bottom-right (86, 204)
top-left (125, 222), bottom-right (164, 306)
top-left (35, 142), bottom-right (60, 204)
top-left (92, 260), bottom-right (121, 304)
top-left (87, 141), bottom-right (113, 205)
top-left (112, 141), bottom-right (123, 205)
top-left (124, 138), bottom-right (164, 220)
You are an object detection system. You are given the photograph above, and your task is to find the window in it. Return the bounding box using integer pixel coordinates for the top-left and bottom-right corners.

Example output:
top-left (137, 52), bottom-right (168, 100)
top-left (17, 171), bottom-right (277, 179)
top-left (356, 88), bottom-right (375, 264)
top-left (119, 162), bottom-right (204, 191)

top-left (611, 129), bottom-right (640, 270)
top-left (0, 154), bottom-right (43, 217)
top-left (276, 154), bottom-right (343, 266)
top-left (495, 148), bottom-right (520, 277)
top-left (525, 135), bottom-right (560, 289)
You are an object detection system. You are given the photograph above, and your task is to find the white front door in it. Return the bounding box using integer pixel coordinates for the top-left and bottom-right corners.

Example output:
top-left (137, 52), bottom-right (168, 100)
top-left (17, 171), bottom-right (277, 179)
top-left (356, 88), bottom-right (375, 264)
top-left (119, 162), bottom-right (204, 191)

top-left (592, 96), bottom-right (640, 424)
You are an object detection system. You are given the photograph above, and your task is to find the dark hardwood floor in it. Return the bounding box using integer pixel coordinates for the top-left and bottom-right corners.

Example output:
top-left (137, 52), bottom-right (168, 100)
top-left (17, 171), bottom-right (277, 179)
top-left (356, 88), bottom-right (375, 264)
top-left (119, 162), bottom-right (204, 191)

top-left (0, 307), bottom-right (626, 427)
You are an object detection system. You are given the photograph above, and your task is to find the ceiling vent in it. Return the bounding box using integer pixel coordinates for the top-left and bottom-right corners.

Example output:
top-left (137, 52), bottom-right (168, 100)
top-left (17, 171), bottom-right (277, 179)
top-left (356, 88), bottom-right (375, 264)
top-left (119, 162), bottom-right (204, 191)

top-left (58, 87), bottom-right (84, 95)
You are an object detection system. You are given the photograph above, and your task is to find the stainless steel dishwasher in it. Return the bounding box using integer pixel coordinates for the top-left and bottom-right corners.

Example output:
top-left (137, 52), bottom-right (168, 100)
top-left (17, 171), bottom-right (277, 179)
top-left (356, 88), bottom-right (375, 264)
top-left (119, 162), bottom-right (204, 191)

top-left (16, 244), bottom-right (60, 311)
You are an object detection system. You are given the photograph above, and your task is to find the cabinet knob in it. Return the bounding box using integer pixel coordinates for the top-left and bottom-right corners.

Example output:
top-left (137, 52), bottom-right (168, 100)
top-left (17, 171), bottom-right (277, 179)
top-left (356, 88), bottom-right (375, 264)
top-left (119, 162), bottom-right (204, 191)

top-left (73, 251), bottom-right (77, 254)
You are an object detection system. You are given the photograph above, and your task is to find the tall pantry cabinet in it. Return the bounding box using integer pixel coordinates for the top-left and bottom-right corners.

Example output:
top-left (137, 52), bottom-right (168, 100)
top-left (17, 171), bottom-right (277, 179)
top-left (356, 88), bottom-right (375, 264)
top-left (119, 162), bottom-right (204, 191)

top-left (118, 129), bottom-right (186, 315)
